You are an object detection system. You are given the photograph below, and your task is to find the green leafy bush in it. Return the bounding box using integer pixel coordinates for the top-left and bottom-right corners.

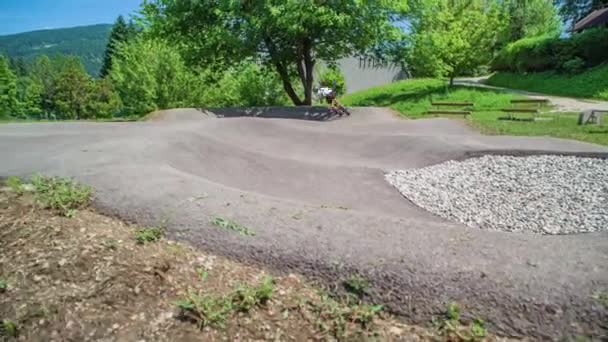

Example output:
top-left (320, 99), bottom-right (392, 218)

top-left (318, 66), bottom-right (346, 96)
top-left (492, 28), bottom-right (608, 73)
top-left (202, 62), bottom-right (289, 107)
top-left (492, 34), bottom-right (558, 72)
top-left (561, 57), bottom-right (586, 74)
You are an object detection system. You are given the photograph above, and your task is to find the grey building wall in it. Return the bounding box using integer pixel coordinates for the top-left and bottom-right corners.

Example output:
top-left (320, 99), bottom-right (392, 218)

top-left (335, 57), bottom-right (407, 93)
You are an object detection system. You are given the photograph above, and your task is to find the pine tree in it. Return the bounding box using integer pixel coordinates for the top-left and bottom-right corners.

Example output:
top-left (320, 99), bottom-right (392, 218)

top-left (53, 57), bottom-right (92, 119)
top-left (30, 55), bottom-right (57, 115)
top-left (100, 16), bottom-right (132, 78)
top-left (9, 57), bottom-right (28, 77)
top-left (0, 55), bottom-right (19, 118)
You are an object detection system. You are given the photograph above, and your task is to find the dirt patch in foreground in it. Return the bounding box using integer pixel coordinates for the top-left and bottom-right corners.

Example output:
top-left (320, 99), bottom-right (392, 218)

top-left (0, 182), bottom-right (514, 342)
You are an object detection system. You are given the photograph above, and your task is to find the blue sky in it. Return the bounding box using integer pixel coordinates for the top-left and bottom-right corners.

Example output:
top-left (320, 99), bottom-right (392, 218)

top-left (0, 0), bottom-right (141, 35)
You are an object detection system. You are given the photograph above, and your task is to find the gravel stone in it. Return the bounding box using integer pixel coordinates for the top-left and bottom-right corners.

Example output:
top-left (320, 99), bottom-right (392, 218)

top-left (386, 155), bottom-right (608, 234)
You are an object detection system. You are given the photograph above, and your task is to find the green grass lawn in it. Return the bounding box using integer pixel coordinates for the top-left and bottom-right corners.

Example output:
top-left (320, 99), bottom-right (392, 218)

top-left (341, 78), bottom-right (608, 146)
top-left (0, 117), bottom-right (139, 124)
top-left (486, 64), bottom-right (608, 101)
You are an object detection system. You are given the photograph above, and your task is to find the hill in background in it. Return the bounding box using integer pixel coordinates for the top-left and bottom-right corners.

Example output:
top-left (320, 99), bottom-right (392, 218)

top-left (0, 24), bottom-right (112, 76)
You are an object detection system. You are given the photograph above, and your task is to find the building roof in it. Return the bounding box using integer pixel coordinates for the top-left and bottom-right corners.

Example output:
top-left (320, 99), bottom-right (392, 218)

top-left (573, 7), bottom-right (608, 32)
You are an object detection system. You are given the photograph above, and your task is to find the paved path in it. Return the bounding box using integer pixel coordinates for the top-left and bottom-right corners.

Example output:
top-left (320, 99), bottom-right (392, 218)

top-left (454, 76), bottom-right (608, 112)
top-left (0, 108), bottom-right (607, 339)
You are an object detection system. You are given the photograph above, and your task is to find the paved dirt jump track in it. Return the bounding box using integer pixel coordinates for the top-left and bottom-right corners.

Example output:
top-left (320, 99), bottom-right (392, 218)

top-left (1, 107), bottom-right (607, 340)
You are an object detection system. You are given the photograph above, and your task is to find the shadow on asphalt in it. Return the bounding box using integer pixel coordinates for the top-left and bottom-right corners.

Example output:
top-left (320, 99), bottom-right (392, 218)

top-left (202, 106), bottom-right (343, 121)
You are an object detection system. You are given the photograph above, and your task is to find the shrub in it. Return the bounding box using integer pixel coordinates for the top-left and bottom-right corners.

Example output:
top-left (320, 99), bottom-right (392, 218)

top-left (492, 28), bottom-right (608, 73)
top-left (202, 62), bottom-right (289, 107)
top-left (572, 27), bottom-right (608, 67)
top-left (492, 34), bottom-right (558, 72)
top-left (561, 57), bottom-right (586, 74)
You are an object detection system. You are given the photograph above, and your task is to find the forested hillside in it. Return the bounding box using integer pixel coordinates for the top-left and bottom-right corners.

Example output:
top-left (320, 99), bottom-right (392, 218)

top-left (0, 24), bottom-right (112, 76)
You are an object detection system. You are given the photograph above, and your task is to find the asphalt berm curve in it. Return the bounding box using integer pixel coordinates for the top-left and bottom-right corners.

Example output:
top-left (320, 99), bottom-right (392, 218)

top-left (1, 107), bottom-right (607, 340)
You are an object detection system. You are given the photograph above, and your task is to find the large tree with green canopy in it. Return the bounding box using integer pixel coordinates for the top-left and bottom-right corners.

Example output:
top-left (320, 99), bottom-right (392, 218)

top-left (141, 0), bottom-right (408, 106)
top-left (501, 0), bottom-right (561, 43)
top-left (405, 0), bottom-right (505, 84)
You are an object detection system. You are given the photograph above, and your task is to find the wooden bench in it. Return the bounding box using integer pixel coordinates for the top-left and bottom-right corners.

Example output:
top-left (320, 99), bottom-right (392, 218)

top-left (500, 98), bottom-right (548, 121)
top-left (427, 102), bottom-right (473, 118)
top-left (579, 109), bottom-right (608, 125)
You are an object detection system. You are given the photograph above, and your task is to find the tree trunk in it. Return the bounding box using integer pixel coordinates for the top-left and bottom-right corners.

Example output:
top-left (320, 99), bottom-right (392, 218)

top-left (265, 36), bottom-right (304, 106)
top-left (302, 39), bottom-right (315, 106)
top-left (273, 61), bottom-right (303, 106)
top-left (449, 76), bottom-right (455, 86)
top-left (294, 39), bottom-right (315, 106)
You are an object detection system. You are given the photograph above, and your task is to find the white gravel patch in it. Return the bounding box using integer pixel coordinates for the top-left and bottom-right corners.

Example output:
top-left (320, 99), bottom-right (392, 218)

top-left (386, 155), bottom-right (608, 235)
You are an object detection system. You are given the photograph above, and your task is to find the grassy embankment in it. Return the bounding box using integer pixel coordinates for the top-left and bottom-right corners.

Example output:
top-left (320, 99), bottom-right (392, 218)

top-left (341, 78), bottom-right (608, 146)
top-left (486, 64), bottom-right (608, 101)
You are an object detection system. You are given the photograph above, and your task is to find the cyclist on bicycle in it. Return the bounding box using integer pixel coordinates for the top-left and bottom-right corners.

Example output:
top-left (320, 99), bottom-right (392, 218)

top-left (316, 80), bottom-right (350, 117)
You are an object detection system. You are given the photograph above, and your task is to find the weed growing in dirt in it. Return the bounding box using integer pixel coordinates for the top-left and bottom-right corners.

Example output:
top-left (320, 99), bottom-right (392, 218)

top-left (470, 318), bottom-right (487, 340)
top-left (592, 291), bottom-right (608, 308)
top-left (196, 267), bottom-right (209, 282)
top-left (0, 319), bottom-right (17, 338)
top-left (175, 276), bottom-right (274, 329)
top-left (135, 226), bottom-right (164, 244)
top-left (343, 274), bottom-right (370, 299)
top-left (447, 302), bottom-right (460, 321)
top-left (103, 239), bottom-right (118, 250)
top-left (432, 302), bottom-right (487, 341)
top-left (167, 243), bottom-right (188, 257)
top-left (211, 216), bottom-right (255, 236)
top-left (292, 211), bottom-right (303, 220)
top-left (30, 175), bottom-right (92, 216)
top-left (175, 293), bottom-right (233, 329)
top-left (232, 276), bottom-right (274, 312)
top-left (350, 303), bottom-right (384, 327)
top-left (6, 176), bottom-right (23, 195)
top-left (0, 279), bottom-right (7, 292)
top-left (305, 291), bottom-right (383, 339)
